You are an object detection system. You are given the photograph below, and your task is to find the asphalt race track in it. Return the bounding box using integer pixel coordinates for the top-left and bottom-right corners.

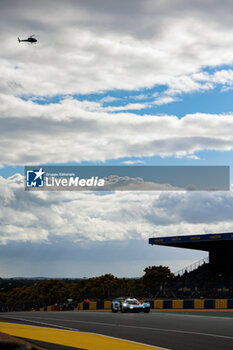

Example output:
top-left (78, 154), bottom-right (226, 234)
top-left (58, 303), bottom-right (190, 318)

top-left (0, 310), bottom-right (233, 350)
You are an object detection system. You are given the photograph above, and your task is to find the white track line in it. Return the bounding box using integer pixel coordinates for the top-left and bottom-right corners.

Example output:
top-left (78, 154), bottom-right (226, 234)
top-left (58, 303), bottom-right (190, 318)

top-left (2, 316), bottom-right (79, 332)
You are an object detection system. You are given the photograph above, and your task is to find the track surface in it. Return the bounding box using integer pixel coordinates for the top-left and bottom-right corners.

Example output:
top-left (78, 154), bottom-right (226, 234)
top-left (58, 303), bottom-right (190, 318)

top-left (0, 311), bottom-right (233, 350)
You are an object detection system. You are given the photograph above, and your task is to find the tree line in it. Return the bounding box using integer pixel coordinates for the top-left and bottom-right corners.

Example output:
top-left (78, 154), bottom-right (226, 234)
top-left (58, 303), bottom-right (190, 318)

top-left (0, 266), bottom-right (173, 311)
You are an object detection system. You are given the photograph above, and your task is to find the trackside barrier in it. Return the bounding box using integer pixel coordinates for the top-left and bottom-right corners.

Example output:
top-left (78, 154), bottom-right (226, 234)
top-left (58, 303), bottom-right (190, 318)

top-left (51, 305), bottom-right (61, 311)
top-left (97, 301), bottom-right (104, 309)
top-left (83, 302), bottom-right (90, 310)
top-left (183, 299), bottom-right (194, 309)
top-left (154, 300), bottom-right (163, 309)
top-left (104, 301), bottom-right (112, 309)
top-left (204, 299), bottom-right (215, 309)
top-left (163, 300), bottom-right (172, 309)
top-left (89, 301), bottom-right (97, 310)
top-left (172, 300), bottom-right (183, 309)
top-left (215, 299), bottom-right (227, 309)
top-left (78, 303), bottom-right (83, 310)
top-left (194, 299), bottom-right (204, 309)
top-left (37, 299), bottom-right (233, 311)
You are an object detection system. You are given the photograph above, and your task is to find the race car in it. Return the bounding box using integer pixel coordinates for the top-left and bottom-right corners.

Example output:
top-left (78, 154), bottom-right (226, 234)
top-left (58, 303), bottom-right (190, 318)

top-left (111, 298), bottom-right (151, 313)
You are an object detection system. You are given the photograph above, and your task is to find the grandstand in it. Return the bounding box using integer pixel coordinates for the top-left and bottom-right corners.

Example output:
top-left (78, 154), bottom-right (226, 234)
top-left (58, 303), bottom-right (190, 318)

top-left (149, 232), bottom-right (233, 272)
top-left (149, 233), bottom-right (233, 298)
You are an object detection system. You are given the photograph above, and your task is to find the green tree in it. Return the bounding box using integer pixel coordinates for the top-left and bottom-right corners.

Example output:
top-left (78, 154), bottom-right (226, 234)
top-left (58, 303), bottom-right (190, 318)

top-left (143, 265), bottom-right (174, 295)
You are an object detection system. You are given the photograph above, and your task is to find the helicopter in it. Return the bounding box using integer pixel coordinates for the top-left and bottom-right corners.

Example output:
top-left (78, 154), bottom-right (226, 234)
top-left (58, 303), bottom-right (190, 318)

top-left (18, 35), bottom-right (37, 43)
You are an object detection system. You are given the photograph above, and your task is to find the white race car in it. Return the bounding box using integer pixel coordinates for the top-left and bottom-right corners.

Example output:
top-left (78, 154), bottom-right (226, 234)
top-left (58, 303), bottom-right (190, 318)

top-left (111, 298), bottom-right (150, 313)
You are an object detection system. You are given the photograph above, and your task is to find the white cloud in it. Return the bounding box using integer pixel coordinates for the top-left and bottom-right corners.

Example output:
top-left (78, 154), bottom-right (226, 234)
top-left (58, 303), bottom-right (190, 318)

top-left (1, 95), bottom-right (233, 165)
top-left (1, 174), bottom-right (233, 246)
top-left (166, 69), bottom-right (233, 97)
top-left (100, 96), bottom-right (120, 103)
top-left (103, 102), bottom-right (149, 112)
top-left (1, 1), bottom-right (233, 97)
top-left (153, 96), bottom-right (178, 106)
top-left (122, 160), bottom-right (144, 164)
top-left (1, 1), bottom-right (233, 277)
top-left (131, 94), bottom-right (148, 101)
top-left (186, 154), bottom-right (200, 160)
top-left (213, 70), bottom-right (233, 85)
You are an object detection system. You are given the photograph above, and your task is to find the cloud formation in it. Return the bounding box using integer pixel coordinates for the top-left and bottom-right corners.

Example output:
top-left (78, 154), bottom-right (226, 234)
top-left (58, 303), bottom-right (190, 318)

top-left (1, 94), bottom-right (233, 165)
top-left (1, 174), bottom-right (233, 246)
top-left (1, 1), bottom-right (233, 166)
top-left (1, 1), bottom-right (233, 276)
top-left (1, 0), bottom-right (233, 97)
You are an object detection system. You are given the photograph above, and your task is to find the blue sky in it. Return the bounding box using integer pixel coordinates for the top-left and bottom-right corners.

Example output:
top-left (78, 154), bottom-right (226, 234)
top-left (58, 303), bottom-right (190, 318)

top-left (1, 0), bottom-right (233, 277)
top-left (18, 64), bottom-right (233, 117)
top-left (2, 72), bottom-right (233, 181)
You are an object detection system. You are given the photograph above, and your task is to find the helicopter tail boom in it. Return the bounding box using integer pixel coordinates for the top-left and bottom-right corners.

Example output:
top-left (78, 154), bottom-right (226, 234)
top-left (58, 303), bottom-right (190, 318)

top-left (18, 37), bottom-right (21, 43)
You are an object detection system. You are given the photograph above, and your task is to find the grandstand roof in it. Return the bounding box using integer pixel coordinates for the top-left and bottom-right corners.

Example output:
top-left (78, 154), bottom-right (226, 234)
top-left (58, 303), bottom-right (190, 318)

top-left (148, 232), bottom-right (233, 252)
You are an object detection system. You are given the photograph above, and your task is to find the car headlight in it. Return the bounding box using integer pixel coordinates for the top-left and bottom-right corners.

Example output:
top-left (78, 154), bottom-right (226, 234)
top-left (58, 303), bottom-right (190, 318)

top-left (123, 303), bottom-right (127, 306)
